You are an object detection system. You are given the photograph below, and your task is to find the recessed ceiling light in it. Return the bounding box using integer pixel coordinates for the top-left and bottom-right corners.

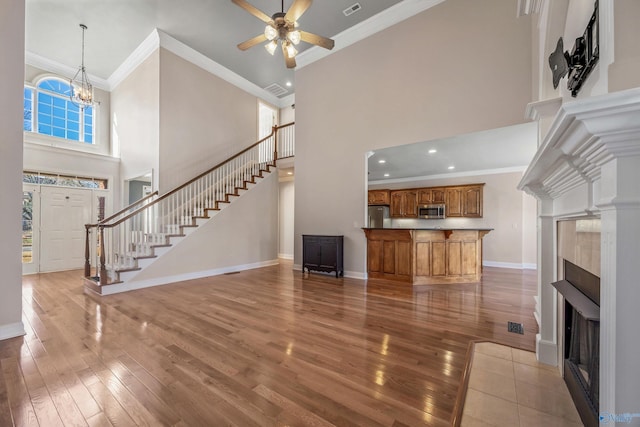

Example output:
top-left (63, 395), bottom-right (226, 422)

top-left (378, 159), bottom-right (386, 164)
top-left (448, 166), bottom-right (455, 170)
top-left (428, 149), bottom-right (437, 154)
top-left (285, 81), bottom-right (292, 87)
top-left (384, 173), bottom-right (390, 177)
top-left (287, 171), bottom-right (293, 175)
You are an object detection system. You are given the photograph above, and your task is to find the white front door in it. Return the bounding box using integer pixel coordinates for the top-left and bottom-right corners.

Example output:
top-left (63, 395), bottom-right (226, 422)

top-left (40, 186), bottom-right (92, 272)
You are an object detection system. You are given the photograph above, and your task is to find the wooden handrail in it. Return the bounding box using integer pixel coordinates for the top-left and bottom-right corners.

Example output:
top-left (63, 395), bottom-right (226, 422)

top-left (102, 122), bottom-right (293, 229)
top-left (85, 121), bottom-right (294, 283)
top-left (84, 190), bottom-right (159, 229)
top-left (101, 190), bottom-right (159, 225)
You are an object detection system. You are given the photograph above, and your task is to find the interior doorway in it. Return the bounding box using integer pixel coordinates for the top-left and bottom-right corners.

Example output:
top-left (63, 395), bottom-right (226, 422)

top-left (125, 171), bottom-right (153, 205)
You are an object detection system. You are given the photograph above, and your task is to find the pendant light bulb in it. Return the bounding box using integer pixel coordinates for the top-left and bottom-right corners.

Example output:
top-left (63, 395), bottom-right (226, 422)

top-left (286, 42), bottom-right (298, 58)
top-left (288, 30), bottom-right (301, 45)
top-left (264, 24), bottom-right (278, 41)
top-left (265, 40), bottom-right (278, 55)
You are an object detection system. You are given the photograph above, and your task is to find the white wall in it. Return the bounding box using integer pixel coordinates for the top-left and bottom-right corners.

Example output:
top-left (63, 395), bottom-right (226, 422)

top-left (279, 178), bottom-right (295, 259)
top-left (279, 105), bottom-right (295, 125)
top-left (609, 0), bottom-right (640, 91)
top-left (294, 0), bottom-right (533, 276)
top-left (158, 49), bottom-right (258, 192)
top-left (0, 0), bottom-right (26, 340)
top-left (111, 50), bottom-right (160, 203)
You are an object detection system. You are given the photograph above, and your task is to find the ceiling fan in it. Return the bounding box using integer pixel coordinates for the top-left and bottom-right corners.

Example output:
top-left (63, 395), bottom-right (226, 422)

top-left (233, 0), bottom-right (335, 68)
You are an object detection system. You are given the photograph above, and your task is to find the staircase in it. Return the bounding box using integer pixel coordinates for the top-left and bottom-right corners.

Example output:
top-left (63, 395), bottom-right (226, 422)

top-left (83, 123), bottom-right (294, 295)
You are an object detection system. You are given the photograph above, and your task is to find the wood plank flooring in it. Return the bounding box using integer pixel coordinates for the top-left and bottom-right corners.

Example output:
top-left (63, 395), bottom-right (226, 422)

top-left (1, 262), bottom-right (537, 426)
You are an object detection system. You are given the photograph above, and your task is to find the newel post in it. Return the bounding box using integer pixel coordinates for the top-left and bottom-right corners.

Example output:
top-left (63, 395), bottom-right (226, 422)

top-left (84, 225), bottom-right (91, 277)
top-left (99, 225), bottom-right (107, 286)
top-left (273, 125), bottom-right (278, 164)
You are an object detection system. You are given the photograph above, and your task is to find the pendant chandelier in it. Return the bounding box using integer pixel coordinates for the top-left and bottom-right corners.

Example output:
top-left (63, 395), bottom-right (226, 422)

top-left (69, 24), bottom-right (96, 109)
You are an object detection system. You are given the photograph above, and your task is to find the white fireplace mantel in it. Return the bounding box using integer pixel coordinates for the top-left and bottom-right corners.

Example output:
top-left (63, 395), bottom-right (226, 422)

top-left (519, 87), bottom-right (640, 422)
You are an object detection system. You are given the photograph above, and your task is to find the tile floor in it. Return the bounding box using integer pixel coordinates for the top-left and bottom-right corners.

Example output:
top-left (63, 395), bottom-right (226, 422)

top-left (461, 342), bottom-right (583, 427)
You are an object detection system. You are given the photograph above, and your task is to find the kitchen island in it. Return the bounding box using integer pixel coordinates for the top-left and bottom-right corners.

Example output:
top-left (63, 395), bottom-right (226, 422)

top-left (362, 228), bottom-right (492, 285)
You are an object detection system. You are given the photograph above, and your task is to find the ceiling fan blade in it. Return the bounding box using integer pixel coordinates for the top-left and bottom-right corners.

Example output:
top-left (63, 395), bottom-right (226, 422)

top-left (282, 43), bottom-right (297, 69)
top-left (285, 0), bottom-right (312, 23)
top-left (237, 34), bottom-right (267, 51)
top-left (231, 0), bottom-right (272, 23)
top-left (300, 30), bottom-right (335, 50)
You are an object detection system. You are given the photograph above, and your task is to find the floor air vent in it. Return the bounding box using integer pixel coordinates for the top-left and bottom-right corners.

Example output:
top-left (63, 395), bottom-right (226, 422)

top-left (264, 83), bottom-right (288, 97)
top-left (507, 321), bottom-right (525, 334)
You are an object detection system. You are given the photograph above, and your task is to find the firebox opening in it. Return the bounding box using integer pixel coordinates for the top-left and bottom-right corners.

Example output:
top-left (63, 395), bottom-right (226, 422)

top-left (552, 259), bottom-right (600, 427)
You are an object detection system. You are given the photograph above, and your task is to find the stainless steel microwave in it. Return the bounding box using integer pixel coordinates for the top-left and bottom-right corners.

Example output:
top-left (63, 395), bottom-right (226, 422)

top-left (418, 204), bottom-right (445, 219)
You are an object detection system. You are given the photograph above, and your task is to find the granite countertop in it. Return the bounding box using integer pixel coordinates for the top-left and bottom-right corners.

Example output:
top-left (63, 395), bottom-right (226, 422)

top-left (362, 227), bottom-right (494, 231)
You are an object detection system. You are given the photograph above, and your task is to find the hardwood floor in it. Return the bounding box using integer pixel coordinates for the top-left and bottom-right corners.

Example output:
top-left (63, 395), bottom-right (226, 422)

top-left (1, 262), bottom-right (537, 426)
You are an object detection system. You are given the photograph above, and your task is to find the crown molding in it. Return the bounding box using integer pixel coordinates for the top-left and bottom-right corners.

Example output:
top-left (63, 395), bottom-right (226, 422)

top-left (26, 0), bottom-right (446, 108)
top-left (106, 29), bottom-right (287, 107)
top-left (279, 94), bottom-right (295, 108)
top-left (369, 165), bottom-right (528, 186)
top-left (25, 51), bottom-right (110, 91)
top-left (156, 30), bottom-right (282, 107)
top-left (107, 29), bottom-right (160, 91)
top-left (296, 0), bottom-right (445, 69)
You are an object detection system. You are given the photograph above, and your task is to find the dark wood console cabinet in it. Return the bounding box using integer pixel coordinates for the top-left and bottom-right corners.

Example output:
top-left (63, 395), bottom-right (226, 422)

top-left (302, 235), bottom-right (344, 278)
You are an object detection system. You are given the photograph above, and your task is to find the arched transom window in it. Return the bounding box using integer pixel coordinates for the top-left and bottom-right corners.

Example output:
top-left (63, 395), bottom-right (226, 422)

top-left (24, 77), bottom-right (94, 144)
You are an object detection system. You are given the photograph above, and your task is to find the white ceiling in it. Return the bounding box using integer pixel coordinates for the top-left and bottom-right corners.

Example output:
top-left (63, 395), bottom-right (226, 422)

top-left (25, 0), bottom-right (408, 98)
top-left (368, 122), bottom-right (539, 183)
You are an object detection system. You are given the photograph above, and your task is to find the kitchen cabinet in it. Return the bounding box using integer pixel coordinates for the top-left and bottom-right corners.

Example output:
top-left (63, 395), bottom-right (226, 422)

top-left (368, 190), bottom-right (390, 205)
top-left (390, 190), bottom-right (418, 218)
top-left (363, 228), bottom-right (492, 284)
top-left (446, 184), bottom-right (484, 217)
top-left (302, 235), bottom-right (344, 278)
top-left (462, 185), bottom-right (483, 217)
top-left (365, 229), bottom-right (413, 281)
top-left (417, 188), bottom-right (445, 204)
top-left (445, 187), bottom-right (463, 217)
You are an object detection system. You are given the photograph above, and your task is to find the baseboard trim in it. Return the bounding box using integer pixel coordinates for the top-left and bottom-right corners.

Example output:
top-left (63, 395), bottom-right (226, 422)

top-left (278, 253), bottom-right (294, 260)
top-left (483, 261), bottom-right (537, 270)
top-left (0, 322), bottom-right (26, 341)
top-left (536, 334), bottom-right (559, 366)
top-left (96, 259), bottom-right (280, 295)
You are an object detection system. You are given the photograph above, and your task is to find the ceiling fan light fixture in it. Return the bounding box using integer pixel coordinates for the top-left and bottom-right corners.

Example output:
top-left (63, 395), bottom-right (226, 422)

top-left (264, 24), bottom-right (278, 41)
top-left (233, 0), bottom-right (334, 68)
top-left (285, 42), bottom-right (297, 58)
top-left (265, 40), bottom-right (278, 55)
top-left (288, 30), bottom-right (301, 45)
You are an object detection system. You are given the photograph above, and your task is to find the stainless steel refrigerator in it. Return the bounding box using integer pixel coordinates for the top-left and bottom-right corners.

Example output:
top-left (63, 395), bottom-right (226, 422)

top-left (368, 205), bottom-right (390, 228)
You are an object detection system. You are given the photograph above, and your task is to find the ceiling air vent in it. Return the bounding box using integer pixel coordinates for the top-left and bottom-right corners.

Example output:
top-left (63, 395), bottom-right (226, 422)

top-left (264, 83), bottom-right (288, 97)
top-left (343, 3), bottom-right (362, 17)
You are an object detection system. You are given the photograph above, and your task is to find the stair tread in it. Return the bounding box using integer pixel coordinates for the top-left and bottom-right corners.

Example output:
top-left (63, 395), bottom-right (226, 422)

top-left (86, 156), bottom-right (276, 292)
top-left (114, 267), bottom-right (142, 273)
